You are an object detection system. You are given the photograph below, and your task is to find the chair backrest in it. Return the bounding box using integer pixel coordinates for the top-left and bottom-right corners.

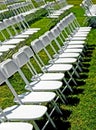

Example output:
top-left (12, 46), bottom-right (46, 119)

top-left (31, 39), bottom-right (44, 53)
top-left (51, 26), bottom-right (60, 38)
top-left (0, 59), bottom-right (23, 104)
top-left (39, 32), bottom-right (51, 47)
top-left (13, 51), bottom-right (29, 68)
top-left (19, 45), bottom-right (34, 58)
top-left (3, 19), bottom-right (12, 27)
top-left (0, 21), bottom-right (6, 31)
top-left (19, 46), bottom-right (44, 74)
top-left (0, 69), bottom-right (6, 85)
top-left (0, 59), bottom-right (18, 78)
top-left (47, 30), bottom-right (55, 40)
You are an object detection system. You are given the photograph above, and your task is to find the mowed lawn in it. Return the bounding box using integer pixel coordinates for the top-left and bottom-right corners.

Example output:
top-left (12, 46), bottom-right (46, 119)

top-left (0, 0), bottom-right (96, 129)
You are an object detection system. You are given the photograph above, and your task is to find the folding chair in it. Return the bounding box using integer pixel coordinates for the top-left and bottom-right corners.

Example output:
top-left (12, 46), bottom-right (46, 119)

top-left (7, 1), bottom-right (37, 16)
top-left (0, 68), bottom-right (56, 130)
top-left (12, 52), bottom-right (66, 103)
top-left (0, 21), bottom-right (25, 45)
top-left (13, 15), bottom-right (40, 35)
top-left (31, 38), bottom-right (78, 90)
top-left (46, 0), bottom-right (73, 18)
top-left (19, 45), bottom-right (65, 81)
top-left (50, 26), bottom-right (85, 52)
top-left (3, 18), bottom-right (29, 39)
top-left (19, 45), bottom-right (74, 92)
top-left (0, 57), bottom-right (63, 113)
top-left (80, 0), bottom-right (96, 17)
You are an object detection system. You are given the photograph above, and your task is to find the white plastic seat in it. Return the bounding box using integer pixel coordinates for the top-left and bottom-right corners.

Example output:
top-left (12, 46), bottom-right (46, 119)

top-left (31, 40), bottom-right (77, 87)
top-left (0, 121), bottom-right (33, 130)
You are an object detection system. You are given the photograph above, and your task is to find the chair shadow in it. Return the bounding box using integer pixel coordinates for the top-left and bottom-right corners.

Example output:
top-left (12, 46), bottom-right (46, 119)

top-left (66, 96), bottom-right (80, 106)
top-left (46, 109), bottom-right (72, 130)
top-left (72, 87), bottom-right (84, 95)
top-left (46, 120), bottom-right (71, 130)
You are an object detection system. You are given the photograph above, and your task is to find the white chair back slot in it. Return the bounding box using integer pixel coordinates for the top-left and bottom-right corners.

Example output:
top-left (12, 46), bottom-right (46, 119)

top-left (19, 46), bottom-right (34, 58)
top-left (46, 31), bottom-right (55, 41)
top-left (13, 51), bottom-right (29, 68)
top-left (40, 34), bottom-right (50, 47)
top-left (31, 39), bottom-right (44, 53)
top-left (0, 59), bottom-right (18, 78)
top-left (0, 70), bottom-right (6, 85)
top-left (51, 27), bottom-right (60, 38)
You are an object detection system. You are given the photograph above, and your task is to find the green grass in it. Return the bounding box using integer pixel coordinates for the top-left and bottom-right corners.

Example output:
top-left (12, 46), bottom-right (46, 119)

top-left (1, 0), bottom-right (96, 129)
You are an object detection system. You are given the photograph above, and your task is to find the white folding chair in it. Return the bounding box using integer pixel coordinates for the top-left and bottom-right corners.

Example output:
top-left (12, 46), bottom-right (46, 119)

top-left (12, 52), bottom-right (66, 103)
top-left (0, 68), bottom-right (56, 130)
top-left (3, 18), bottom-right (29, 39)
top-left (1, 58), bottom-right (63, 128)
top-left (0, 21), bottom-right (25, 45)
top-left (31, 38), bottom-right (77, 88)
top-left (19, 45), bottom-right (65, 81)
top-left (7, 1), bottom-right (36, 16)
top-left (80, 0), bottom-right (96, 17)
top-left (20, 44), bottom-right (74, 92)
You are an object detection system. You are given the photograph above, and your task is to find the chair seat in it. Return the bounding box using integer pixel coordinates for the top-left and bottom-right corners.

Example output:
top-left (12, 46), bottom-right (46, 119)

top-left (78, 27), bottom-right (91, 32)
top-left (15, 91), bottom-right (56, 103)
top-left (20, 28), bottom-right (40, 35)
top-left (47, 64), bottom-right (72, 72)
top-left (67, 45), bottom-right (84, 48)
top-left (14, 34), bottom-right (29, 38)
top-left (64, 48), bottom-right (83, 53)
top-left (54, 58), bottom-right (77, 64)
top-left (0, 53), bottom-right (3, 56)
top-left (59, 52), bottom-right (80, 58)
top-left (70, 37), bottom-right (86, 41)
top-left (27, 81), bottom-right (63, 91)
top-left (0, 122), bottom-right (33, 130)
top-left (1, 105), bottom-right (47, 121)
top-left (3, 39), bottom-right (25, 45)
top-left (68, 41), bottom-right (85, 45)
top-left (0, 46), bottom-right (9, 52)
top-left (73, 33), bottom-right (88, 37)
top-left (2, 45), bottom-right (16, 49)
top-left (32, 73), bottom-right (64, 80)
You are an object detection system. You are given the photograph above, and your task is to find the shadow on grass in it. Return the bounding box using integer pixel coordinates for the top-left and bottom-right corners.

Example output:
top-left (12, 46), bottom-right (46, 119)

top-left (72, 87), bottom-right (84, 94)
top-left (37, 109), bottom-right (72, 130)
top-left (46, 120), bottom-right (71, 130)
top-left (76, 79), bottom-right (86, 86)
top-left (46, 109), bottom-right (72, 130)
top-left (66, 96), bottom-right (80, 106)
top-left (79, 71), bottom-right (89, 79)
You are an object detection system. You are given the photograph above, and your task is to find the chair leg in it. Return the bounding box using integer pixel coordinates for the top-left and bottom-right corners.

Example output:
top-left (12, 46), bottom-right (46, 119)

top-left (32, 120), bottom-right (40, 130)
top-left (55, 90), bottom-right (65, 104)
top-left (67, 71), bottom-right (77, 85)
top-left (51, 100), bottom-right (63, 115)
top-left (42, 112), bottom-right (56, 130)
top-left (63, 78), bottom-right (73, 92)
